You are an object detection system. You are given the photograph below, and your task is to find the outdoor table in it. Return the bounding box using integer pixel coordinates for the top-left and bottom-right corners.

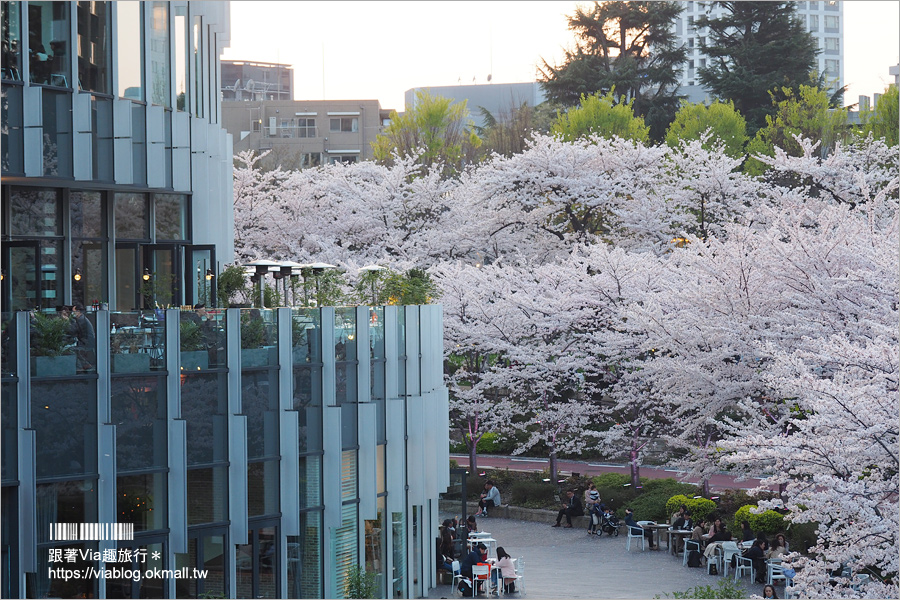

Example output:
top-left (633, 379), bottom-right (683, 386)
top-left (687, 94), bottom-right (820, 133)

top-left (667, 529), bottom-right (693, 555)
top-left (644, 523), bottom-right (671, 550)
top-left (468, 537), bottom-right (498, 558)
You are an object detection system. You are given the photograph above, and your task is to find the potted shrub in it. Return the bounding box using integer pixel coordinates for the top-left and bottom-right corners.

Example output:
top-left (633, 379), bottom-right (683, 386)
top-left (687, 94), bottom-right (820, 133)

top-left (217, 264), bottom-right (249, 308)
top-left (240, 311), bottom-right (272, 368)
top-left (30, 312), bottom-right (76, 377)
top-left (111, 329), bottom-right (151, 373)
top-left (179, 320), bottom-right (208, 371)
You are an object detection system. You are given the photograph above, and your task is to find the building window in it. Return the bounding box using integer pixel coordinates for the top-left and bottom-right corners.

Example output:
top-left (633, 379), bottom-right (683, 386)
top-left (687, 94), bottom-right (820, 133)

top-left (328, 155), bottom-right (358, 165)
top-left (115, 193), bottom-right (149, 240)
top-left (281, 118), bottom-right (293, 138)
top-left (192, 15), bottom-right (203, 117)
top-left (330, 117), bottom-right (358, 133)
top-left (809, 14), bottom-right (819, 31)
top-left (300, 153), bottom-right (322, 169)
top-left (809, 1), bottom-right (819, 10)
top-left (76, 1), bottom-right (111, 94)
top-left (825, 15), bottom-right (839, 30)
top-left (688, 37), bottom-right (694, 48)
top-left (298, 118), bottom-right (316, 138)
top-left (825, 37), bottom-right (839, 52)
top-left (825, 59), bottom-right (840, 77)
top-left (28, 1), bottom-right (72, 87)
top-left (149, 1), bottom-right (170, 107)
top-left (117, 1), bottom-right (143, 100)
top-left (154, 194), bottom-right (187, 241)
top-left (688, 60), bottom-right (695, 70)
top-left (70, 191), bottom-right (107, 307)
top-left (174, 6), bottom-right (188, 111)
top-left (2, 2), bottom-right (22, 80)
top-left (700, 58), bottom-right (707, 68)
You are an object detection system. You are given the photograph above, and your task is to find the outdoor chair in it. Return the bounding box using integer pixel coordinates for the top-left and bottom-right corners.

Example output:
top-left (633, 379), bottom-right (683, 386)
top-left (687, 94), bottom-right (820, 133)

top-left (451, 560), bottom-right (470, 597)
top-left (708, 546), bottom-right (722, 576)
top-left (683, 539), bottom-right (701, 567)
top-left (471, 564), bottom-right (492, 597)
top-left (514, 556), bottom-right (526, 596)
top-left (851, 574), bottom-right (870, 592)
top-left (626, 524), bottom-right (646, 552)
top-left (767, 560), bottom-right (786, 586)
top-left (720, 541), bottom-right (740, 577)
top-left (734, 555), bottom-right (755, 583)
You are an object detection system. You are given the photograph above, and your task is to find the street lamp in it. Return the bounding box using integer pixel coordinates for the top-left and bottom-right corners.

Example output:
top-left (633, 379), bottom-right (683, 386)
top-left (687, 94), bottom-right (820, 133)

top-left (299, 262), bottom-right (336, 307)
top-left (276, 261), bottom-right (304, 306)
top-left (358, 264), bottom-right (387, 305)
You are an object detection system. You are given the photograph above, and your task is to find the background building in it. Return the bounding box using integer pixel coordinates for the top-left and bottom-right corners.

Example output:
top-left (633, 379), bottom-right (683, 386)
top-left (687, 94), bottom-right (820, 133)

top-left (222, 98), bottom-right (392, 169)
top-left (404, 81), bottom-right (546, 129)
top-left (1, 3), bottom-right (449, 599)
top-left (221, 59), bottom-right (293, 101)
top-left (674, 0), bottom-right (844, 104)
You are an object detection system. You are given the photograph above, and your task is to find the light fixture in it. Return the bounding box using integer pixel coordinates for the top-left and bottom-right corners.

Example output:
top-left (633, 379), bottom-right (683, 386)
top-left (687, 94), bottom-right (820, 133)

top-left (142, 268), bottom-right (151, 281)
top-left (73, 269), bottom-right (83, 282)
top-left (205, 269), bottom-right (214, 281)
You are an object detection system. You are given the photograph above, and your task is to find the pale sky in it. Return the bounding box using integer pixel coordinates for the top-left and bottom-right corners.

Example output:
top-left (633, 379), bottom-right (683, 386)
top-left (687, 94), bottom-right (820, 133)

top-left (222, 1), bottom-right (900, 111)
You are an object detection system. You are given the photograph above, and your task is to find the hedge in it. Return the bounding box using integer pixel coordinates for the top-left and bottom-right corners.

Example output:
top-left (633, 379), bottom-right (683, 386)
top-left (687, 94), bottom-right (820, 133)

top-left (666, 494), bottom-right (718, 523)
top-left (733, 505), bottom-right (786, 536)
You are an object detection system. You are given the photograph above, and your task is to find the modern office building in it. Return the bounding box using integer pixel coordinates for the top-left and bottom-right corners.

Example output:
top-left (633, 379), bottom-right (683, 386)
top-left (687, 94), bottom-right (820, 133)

top-left (222, 98), bottom-right (392, 169)
top-left (674, 0), bottom-right (845, 104)
top-left (0, 2), bottom-right (450, 599)
top-left (404, 81), bottom-right (546, 129)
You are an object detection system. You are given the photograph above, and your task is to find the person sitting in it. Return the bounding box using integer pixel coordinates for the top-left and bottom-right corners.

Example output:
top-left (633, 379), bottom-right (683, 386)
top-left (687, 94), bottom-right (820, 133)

top-left (466, 514), bottom-right (478, 536)
top-left (673, 510), bottom-right (694, 551)
top-left (742, 536), bottom-right (768, 583)
top-left (438, 521), bottom-right (455, 571)
top-left (767, 532), bottom-right (789, 559)
top-left (478, 480), bottom-right (501, 517)
top-left (623, 508), bottom-right (656, 548)
top-left (671, 504), bottom-right (687, 526)
top-left (458, 542), bottom-right (488, 594)
top-left (691, 519), bottom-right (707, 547)
top-left (491, 547), bottom-right (518, 594)
top-left (741, 520), bottom-right (755, 542)
top-left (702, 517), bottom-right (724, 542)
top-left (552, 489), bottom-right (583, 528)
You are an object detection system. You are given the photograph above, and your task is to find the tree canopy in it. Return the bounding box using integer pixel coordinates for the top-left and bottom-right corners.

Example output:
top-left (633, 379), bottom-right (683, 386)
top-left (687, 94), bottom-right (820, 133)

top-left (539, 1), bottom-right (686, 141)
top-left (665, 100), bottom-right (747, 159)
top-left (371, 90), bottom-right (481, 176)
top-left (550, 91), bottom-right (650, 143)
top-left (860, 84), bottom-right (899, 147)
top-left (697, 1), bottom-right (820, 135)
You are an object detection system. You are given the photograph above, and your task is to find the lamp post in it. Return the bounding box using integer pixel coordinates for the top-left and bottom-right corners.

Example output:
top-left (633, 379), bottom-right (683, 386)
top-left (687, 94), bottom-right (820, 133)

top-left (358, 264), bottom-right (387, 305)
top-left (276, 261), bottom-right (304, 307)
top-left (245, 259), bottom-right (281, 308)
top-left (299, 262), bottom-right (336, 307)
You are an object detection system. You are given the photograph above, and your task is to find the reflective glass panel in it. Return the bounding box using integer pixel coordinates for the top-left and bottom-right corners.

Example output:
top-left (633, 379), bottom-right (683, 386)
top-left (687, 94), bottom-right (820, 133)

top-left (9, 188), bottom-right (59, 236)
top-left (116, 472), bottom-right (166, 532)
top-left (76, 1), bottom-right (110, 94)
top-left (31, 381), bottom-right (98, 478)
top-left (154, 193), bottom-right (186, 241)
top-left (181, 372), bottom-right (228, 464)
top-left (116, 1), bottom-right (142, 99)
top-left (27, 1), bottom-right (71, 87)
top-left (149, 1), bottom-right (170, 107)
top-left (174, 6), bottom-right (187, 110)
top-left (111, 374), bottom-right (167, 468)
top-left (114, 193), bottom-right (148, 240)
top-left (1, 2), bottom-right (22, 80)
top-left (192, 16), bottom-right (203, 116)
top-left (248, 461), bottom-right (280, 517)
top-left (186, 466), bottom-right (227, 524)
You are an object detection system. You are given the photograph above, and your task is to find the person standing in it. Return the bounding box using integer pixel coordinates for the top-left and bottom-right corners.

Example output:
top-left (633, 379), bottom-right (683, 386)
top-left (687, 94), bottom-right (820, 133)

top-left (68, 304), bottom-right (95, 372)
top-left (552, 490), bottom-right (583, 528)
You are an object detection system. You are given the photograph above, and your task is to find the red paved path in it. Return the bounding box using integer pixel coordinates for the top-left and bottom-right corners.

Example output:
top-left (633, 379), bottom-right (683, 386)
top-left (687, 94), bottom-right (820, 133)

top-left (451, 454), bottom-right (776, 492)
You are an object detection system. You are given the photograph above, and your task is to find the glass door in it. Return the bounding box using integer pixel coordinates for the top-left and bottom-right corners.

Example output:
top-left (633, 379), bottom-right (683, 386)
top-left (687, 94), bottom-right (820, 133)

top-left (185, 245), bottom-right (215, 307)
top-left (114, 243), bottom-right (139, 311)
top-left (142, 245), bottom-right (182, 308)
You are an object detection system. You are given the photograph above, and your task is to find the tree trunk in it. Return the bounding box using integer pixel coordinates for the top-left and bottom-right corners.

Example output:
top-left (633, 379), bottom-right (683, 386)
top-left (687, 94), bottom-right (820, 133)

top-left (549, 448), bottom-right (558, 484)
top-left (629, 451), bottom-right (641, 489)
top-left (469, 440), bottom-right (478, 475)
top-left (701, 477), bottom-right (710, 498)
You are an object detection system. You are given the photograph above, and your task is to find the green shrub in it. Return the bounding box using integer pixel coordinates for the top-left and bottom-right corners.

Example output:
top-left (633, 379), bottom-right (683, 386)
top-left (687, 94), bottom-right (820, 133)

top-left (180, 320), bottom-right (205, 352)
top-left (666, 494), bottom-right (718, 523)
top-left (785, 521), bottom-right (817, 554)
top-left (733, 505), bottom-right (785, 536)
top-left (657, 579), bottom-right (747, 598)
top-left (30, 312), bottom-right (73, 357)
top-left (344, 565), bottom-right (378, 598)
top-left (508, 480), bottom-right (558, 509)
top-left (594, 473), bottom-right (638, 512)
top-left (625, 479), bottom-right (699, 523)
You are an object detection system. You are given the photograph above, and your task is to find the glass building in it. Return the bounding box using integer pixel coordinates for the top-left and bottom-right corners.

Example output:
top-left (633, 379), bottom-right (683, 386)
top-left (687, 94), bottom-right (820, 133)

top-left (1, 3), bottom-right (451, 598)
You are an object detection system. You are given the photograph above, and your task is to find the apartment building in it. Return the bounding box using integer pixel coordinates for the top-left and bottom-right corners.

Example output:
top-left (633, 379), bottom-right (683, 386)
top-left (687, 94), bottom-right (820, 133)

top-left (674, 0), bottom-right (844, 104)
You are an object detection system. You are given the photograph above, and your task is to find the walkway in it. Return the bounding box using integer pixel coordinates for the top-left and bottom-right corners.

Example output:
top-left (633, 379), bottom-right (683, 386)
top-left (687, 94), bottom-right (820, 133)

top-left (451, 454), bottom-right (774, 492)
top-left (428, 515), bottom-right (771, 599)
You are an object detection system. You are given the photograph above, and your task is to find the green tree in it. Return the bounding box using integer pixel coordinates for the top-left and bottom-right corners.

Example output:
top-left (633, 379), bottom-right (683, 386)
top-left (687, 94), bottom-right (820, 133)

top-left (745, 84), bottom-right (848, 176)
top-left (372, 90), bottom-right (481, 177)
top-left (697, 2), bottom-right (820, 135)
top-left (475, 101), bottom-right (556, 159)
top-left (550, 91), bottom-right (650, 143)
top-left (539, 1), bottom-right (686, 141)
top-left (664, 100), bottom-right (748, 159)
top-left (860, 85), bottom-right (899, 147)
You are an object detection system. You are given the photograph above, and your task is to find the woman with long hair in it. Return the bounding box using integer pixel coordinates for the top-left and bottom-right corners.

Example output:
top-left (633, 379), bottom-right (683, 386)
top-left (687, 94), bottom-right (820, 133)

top-left (491, 547), bottom-right (518, 594)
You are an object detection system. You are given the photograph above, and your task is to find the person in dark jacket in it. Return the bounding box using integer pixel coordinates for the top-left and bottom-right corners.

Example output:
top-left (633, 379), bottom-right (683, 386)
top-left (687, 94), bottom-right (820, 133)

top-left (742, 537), bottom-right (768, 583)
top-left (623, 508), bottom-right (656, 548)
top-left (458, 543), bottom-right (488, 594)
top-left (552, 490), bottom-right (583, 528)
top-left (68, 304), bottom-right (96, 372)
top-left (741, 520), bottom-right (755, 542)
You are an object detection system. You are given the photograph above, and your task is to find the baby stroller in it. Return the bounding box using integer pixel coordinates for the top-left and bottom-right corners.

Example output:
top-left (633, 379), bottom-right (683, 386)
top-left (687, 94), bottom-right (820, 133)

top-left (587, 504), bottom-right (604, 535)
top-left (600, 511), bottom-right (620, 536)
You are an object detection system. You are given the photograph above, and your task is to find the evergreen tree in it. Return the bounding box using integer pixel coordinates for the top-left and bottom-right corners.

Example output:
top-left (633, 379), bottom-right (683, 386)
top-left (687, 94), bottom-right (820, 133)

top-left (696, 1), bottom-right (819, 135)
top-left (539, 1), bottom-right (686, 141)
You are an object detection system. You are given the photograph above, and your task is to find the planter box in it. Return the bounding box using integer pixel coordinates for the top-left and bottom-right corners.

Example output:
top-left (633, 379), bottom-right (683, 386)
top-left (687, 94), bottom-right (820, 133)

top-left (112, 353), bottom-right (152, 374)
top-left (180, 350), bottom-right (209, 371)
top-left (32, 355), bottom-right (77, 377)
top-left (241, 347), bottom-right (273, 368)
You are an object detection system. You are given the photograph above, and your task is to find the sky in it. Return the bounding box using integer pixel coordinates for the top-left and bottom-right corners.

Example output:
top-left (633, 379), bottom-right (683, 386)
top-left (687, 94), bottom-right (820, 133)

top-left (221, 1), bottom-right (900, 111)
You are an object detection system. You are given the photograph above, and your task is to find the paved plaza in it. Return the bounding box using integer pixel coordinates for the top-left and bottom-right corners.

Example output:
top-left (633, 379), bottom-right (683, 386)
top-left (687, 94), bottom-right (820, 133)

top-left (428, 515), bottom-right (773, 599)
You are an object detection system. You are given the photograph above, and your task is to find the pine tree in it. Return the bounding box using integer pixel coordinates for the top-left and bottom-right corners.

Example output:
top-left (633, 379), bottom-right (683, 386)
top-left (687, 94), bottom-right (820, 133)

top-left (696, 1), bottom-right (819, 135)
top-left (539, 1), bottom-right (686, 141)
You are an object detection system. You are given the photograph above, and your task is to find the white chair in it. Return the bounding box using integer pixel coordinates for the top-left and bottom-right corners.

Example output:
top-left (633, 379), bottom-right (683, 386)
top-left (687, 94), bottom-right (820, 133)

top-left (720, 541), bottom-right (740, 577)
top-left (734, 555), bottom-right (755, 583)
top-left (514, 556), bottom-right (525, 596)
top-left (708, 546), bottom-right (722, 576)
top-left (626, 524), bottom-right (646, 552)
top-left (767, 560), bottom-right (786, 586)
top-left (451, 561), bottom-right (469, 597)
top-left (683, 539), bottom-right (701, 567)
top-left (471, 564), bottom-right (492, 597)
